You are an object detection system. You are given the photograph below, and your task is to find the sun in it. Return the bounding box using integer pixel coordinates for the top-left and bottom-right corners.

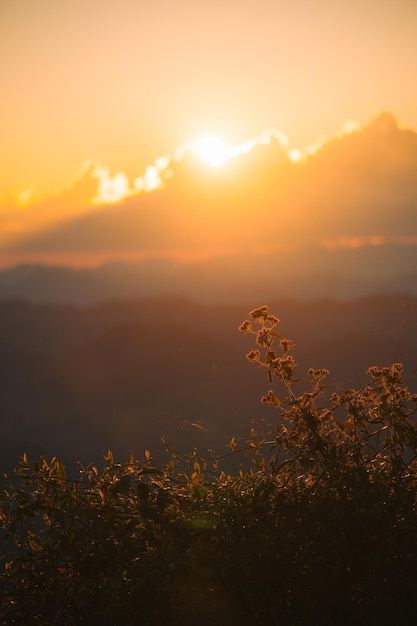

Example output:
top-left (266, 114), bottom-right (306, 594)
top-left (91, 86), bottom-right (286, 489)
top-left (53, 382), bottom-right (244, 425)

top-left (193, 136), bottom-right (230, 167)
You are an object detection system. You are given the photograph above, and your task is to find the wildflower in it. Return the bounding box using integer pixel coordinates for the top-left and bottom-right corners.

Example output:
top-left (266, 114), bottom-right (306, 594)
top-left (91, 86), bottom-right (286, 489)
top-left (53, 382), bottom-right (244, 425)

top-left (307, 368), bottom-right (329, 382)
top-left (256, 328), bottom-right (272, 347)
top-left (239, 320), bottom-right (252, 333)
top-left (266, 314), bottom-right (280, 326)
top-left (261, 389), bottom-right (281, 406)
top-left (280, 339), bottom-right (295, 355)
top-left (246, 350), bottom-right (260, 362)
top-left (250, 306), bottom-right (269, 322)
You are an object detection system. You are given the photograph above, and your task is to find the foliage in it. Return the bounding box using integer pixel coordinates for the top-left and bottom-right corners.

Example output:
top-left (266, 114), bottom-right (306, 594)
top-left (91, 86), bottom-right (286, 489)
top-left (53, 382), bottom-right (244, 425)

top-left (1, 305), bottom-right (417, 624)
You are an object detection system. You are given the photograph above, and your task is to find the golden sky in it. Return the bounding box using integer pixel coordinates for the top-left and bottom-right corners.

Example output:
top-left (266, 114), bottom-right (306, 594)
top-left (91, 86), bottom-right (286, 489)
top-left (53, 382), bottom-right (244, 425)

top-left (1, 0), bottom-right (417, 210)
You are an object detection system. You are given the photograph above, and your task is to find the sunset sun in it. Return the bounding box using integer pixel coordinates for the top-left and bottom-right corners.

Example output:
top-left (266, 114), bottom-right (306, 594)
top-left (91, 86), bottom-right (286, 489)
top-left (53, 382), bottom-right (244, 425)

top-left (193, 136), bottom-right (230, 167)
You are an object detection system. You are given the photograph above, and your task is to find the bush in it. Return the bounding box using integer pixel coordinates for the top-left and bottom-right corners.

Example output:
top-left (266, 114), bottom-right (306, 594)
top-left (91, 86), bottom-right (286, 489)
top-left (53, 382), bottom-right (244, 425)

top-left (1, 306), bottom-right (417, 624)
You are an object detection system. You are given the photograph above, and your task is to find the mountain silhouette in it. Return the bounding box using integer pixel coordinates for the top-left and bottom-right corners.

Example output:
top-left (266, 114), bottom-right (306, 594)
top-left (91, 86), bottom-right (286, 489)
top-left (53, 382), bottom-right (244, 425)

top-left (1, 294), bottom-right (416, 474)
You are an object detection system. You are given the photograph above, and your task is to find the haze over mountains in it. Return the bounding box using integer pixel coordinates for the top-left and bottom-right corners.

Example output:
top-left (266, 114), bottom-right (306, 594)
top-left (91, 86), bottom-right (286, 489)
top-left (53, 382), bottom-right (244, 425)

top-left (1, 112), bottom-right (417, 304)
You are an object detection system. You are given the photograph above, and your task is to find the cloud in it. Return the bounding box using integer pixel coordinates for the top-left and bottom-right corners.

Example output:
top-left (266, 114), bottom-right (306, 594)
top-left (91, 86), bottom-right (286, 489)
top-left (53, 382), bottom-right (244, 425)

top-left (133, 157), bottom-right (171, 193)
top-left (4, 112), bottom-right (417, 271)
top-left (4, 119), bottom-right (364, 221)
top-left (321, 236), bottom-right (385, 249)
top-left (321, 235), bottom-right (417, 249)
top-left (91, 156), bottom-right (172, 204)
top-left (167, 122), bottom-right (363, 171)
top-left (173, 127), bottom-right (290, 166)
top-left (92, 167), bottom-right (130, 204)
top-left (290, 119), bottom-right (362, 162)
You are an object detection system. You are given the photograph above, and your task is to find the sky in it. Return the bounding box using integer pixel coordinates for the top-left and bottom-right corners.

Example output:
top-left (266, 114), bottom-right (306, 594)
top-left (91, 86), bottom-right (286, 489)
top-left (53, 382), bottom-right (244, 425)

top-left (1, 0), bottom-right (417, 212)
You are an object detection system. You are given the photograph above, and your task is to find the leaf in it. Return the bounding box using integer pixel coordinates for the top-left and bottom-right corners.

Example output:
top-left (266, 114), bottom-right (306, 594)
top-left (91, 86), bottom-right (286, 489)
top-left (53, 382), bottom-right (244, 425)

top-left (228, 436), bottom-right (237, 451)
top-left (145, 449), bottom-right (151, 461)
top-left (263, 390), bottom-right (281, 406)
top-left (139, 467), bottom-right (164, 475)
top-left (271, 393), bottom-right (281, 407)
top-left (149, 477), bottom-right (164, 489)
top-left (54, 460), bottom-right (66, 482)
top-left (28, 539), bottom-right (40, 552)
top-left (104, 449), bottom-right (114, 464)
top-left (193, 461), bottom-right (201, 475)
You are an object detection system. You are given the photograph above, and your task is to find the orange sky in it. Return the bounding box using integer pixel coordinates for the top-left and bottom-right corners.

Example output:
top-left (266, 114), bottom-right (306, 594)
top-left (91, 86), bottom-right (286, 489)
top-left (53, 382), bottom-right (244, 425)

top-left (1, 0), bottom-right (417, 212)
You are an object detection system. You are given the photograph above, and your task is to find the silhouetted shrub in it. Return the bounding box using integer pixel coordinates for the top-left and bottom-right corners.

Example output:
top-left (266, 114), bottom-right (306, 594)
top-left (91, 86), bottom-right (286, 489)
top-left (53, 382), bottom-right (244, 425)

top-left (1, 306), bottom-right (417, 624)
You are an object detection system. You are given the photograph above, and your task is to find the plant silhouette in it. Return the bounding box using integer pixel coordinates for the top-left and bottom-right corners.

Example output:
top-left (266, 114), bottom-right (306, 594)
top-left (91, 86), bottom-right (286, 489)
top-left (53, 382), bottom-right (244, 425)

top-left (1, 306), bottom-right (417, 624)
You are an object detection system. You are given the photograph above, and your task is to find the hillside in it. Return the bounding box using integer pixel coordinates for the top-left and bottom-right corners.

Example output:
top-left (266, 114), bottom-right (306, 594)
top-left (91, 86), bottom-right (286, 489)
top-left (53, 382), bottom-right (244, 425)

top-left (1, 294), bottom-right (416, 475)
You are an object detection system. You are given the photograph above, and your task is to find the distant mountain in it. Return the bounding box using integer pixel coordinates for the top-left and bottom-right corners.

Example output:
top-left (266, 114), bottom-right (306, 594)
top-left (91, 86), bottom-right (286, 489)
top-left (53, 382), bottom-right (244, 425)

top-left (1, 295), bottom-right (416, 475)
top-left (1, 243), bottom-right (417, 305)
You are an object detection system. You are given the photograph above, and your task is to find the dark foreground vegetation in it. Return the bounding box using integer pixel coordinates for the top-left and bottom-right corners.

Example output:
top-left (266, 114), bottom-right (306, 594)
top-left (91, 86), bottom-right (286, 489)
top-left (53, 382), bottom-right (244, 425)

top-left (1, 305), bottom-right (417, 624)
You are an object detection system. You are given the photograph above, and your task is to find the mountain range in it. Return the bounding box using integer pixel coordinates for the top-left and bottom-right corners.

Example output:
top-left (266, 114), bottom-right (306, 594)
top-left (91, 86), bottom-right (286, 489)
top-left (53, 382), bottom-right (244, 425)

top-left (1, 294), bottom-right (416, 475)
